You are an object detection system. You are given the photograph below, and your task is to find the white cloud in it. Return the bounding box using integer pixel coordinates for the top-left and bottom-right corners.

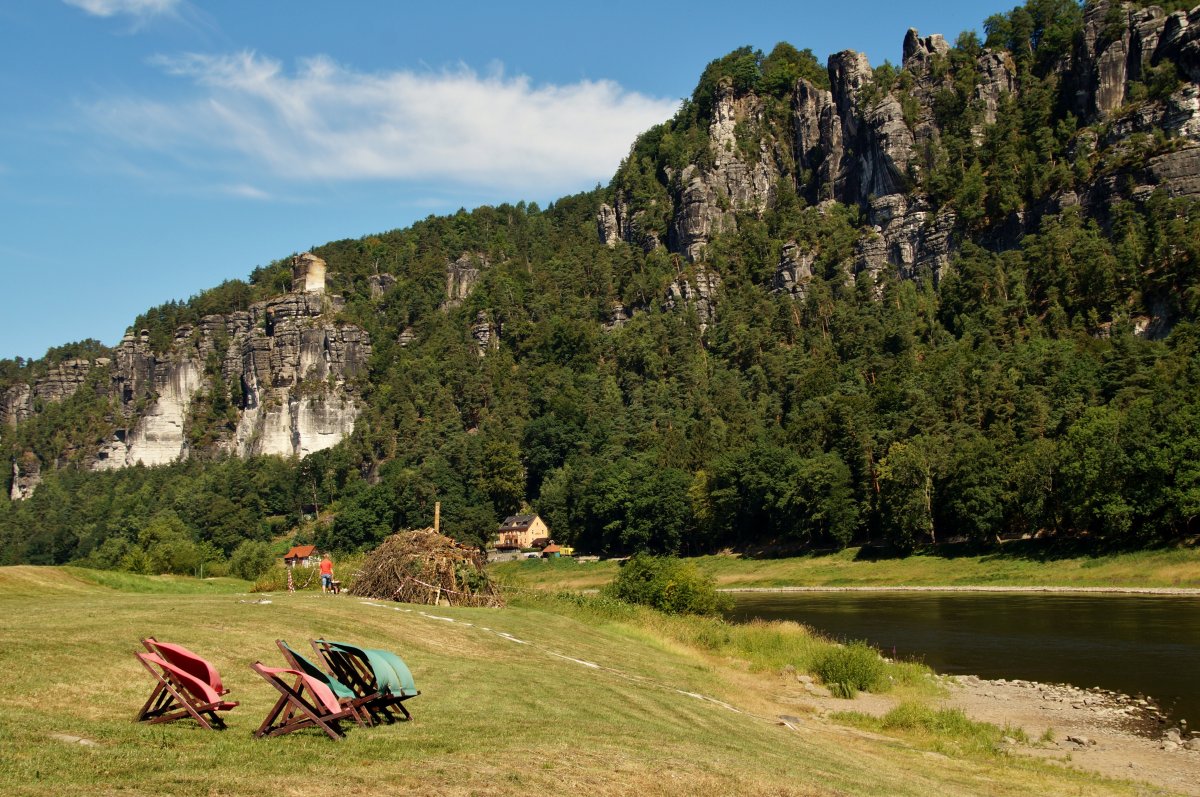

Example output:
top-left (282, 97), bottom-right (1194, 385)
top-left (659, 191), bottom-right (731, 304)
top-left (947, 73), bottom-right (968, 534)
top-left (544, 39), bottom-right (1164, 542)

top-left (64, 0), bottom-right (179, 18)
top-left (87, 51), bottom-right (679, 195)
top-left (223, 183), bottom-right (271, 200)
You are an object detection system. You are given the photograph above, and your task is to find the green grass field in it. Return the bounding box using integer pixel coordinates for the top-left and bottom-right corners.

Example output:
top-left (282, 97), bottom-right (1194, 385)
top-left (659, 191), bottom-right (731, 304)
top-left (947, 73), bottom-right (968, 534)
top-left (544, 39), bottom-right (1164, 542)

top-left (0, 565), bottom-right (1158, 796)
top-left (490, 545), bottom-right (1200, 593)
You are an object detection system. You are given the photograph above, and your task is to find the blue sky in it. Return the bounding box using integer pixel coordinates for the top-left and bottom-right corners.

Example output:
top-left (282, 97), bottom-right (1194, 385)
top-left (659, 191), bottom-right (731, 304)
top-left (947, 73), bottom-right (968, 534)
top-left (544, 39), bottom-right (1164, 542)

top-left (1, 0), bottom-right (1007, 361)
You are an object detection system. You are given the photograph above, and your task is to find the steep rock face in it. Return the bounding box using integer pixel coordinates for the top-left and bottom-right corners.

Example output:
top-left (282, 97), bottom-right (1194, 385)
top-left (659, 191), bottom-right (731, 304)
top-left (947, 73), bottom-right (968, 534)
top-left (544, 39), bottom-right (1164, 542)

top-left (471, 311), bottom-right (499, 355)
top-left (368, 273), bottom-right (397, 298)
top-left (1156, 6), bottom-right (1200, 83)
top-left (596, 195), bottom-right (663, 252)
top-left (10, 454), bottom-right (40, 501)
top-left (444, 253), bottom-right (489, 308)
top-left (793, 79), bottom-right (842, 203)
top-left (232, 293), bottom-right (369, 458)
top-left (1078, 0), bottom-right (1137, 118)
top-left (35, 359), bottom-right (94, 404)
top-left (669, 85), bottom-right (785, 260)
top-left (773, 242), bottom-right (815, 299)
top-left (665, 265), bottom-right (722, 332)
top-left (855, 195), bottom-right (957, 284)
top-left (40, 257), bottom-right (373, 477)
top-left (1, 384), bottom-right (33, 430)
top-left (974, 50), bottom-right (1018, 127)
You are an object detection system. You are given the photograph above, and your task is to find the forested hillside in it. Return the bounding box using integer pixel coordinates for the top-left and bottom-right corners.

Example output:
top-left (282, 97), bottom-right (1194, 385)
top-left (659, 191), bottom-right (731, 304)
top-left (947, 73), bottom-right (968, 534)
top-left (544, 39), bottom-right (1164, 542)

top-left (3, 0), bottom-right (1200, 572)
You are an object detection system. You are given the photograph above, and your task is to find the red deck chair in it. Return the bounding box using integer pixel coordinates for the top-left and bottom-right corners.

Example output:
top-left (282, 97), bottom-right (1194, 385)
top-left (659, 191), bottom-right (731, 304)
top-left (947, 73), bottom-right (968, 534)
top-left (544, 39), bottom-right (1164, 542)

top-left (134, 651), bottom-right (239, 729)
top-left (249, 662), bottom-right (364, 740)
top-left (141, 638), bottom-right (229, 697)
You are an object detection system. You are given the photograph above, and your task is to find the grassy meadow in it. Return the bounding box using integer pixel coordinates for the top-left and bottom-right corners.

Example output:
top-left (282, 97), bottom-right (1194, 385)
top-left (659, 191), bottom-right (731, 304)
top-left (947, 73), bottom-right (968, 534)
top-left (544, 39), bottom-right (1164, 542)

top-left (0, 565), bottom-right (1161, 796)
top-left (490, 545), bottom-right (1200, 593)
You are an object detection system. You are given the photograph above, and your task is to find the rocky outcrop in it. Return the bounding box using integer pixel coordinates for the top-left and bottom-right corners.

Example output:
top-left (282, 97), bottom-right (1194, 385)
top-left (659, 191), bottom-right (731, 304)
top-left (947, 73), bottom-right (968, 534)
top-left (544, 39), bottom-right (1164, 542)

top-left (774, 243), bottom-right (815, 299)
top-left (595, 195), bottom-right (663, 252)
top-left (1, 383), bottom-right (33, 430)
top-left (1156, 5), bottom-right (1200, 83)
top-left (10, 454), bottom-right (40, 501)
top-left (471, 311), bottom-right (499, 355)
top-left (974, 50), bottom-right (1017, 128)
top-left (444, 253), bottom-right (488, 308)
top-left (231, 294), bottom-right (369, 458)
top-left (597, 203), bottom-right (622, 247)
top-left (292, 252), bottom-right (327, 293)
top-left (793, 79), bottom-right (842, 203)
top-left (368, 273), bottom-right (397, 298)
top-left (669, 84), bottom-right (785, 260)
top-left (855, 195), bottom-right (957, 285)
top-left (602, 302), bottom-right (632, 332)
top-left (902, 28), bottom-right (951, 67)
top-left (35, 359), bottom-right (94, 404)
top-left (0, 256), bottom-right (375, 482)
top-left (665, 265), bottom-right (722, 332)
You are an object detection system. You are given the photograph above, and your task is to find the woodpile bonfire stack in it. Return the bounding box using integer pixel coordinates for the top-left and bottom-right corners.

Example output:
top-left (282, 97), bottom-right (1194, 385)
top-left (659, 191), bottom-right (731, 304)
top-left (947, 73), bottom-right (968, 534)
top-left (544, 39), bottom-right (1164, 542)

top-left (350, 528), bottom-right (504, 608)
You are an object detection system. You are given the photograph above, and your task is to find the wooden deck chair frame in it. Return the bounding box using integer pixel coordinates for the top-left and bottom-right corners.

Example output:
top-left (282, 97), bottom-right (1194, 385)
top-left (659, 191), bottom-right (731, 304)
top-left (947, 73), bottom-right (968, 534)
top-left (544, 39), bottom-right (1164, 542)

top-left (134, 652), bottom-right (238, 730)
top-left (249, 662), bottom-right (364, 740)
top-left (274, 640), bottom-right (378, 726)
top-left (309, 639), bottom-right (419, 724)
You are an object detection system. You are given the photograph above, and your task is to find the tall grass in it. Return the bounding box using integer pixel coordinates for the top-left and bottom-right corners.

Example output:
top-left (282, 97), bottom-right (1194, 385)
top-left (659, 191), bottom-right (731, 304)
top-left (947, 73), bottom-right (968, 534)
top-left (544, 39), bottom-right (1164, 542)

top-left (833, 702), bottom-right (1020, 758)
top-left (251, 553), bottom-right (366, 593)
top-left (512, 591), bottom-right (933, 697)
top-left (812, 642), bottom-right (888, 698)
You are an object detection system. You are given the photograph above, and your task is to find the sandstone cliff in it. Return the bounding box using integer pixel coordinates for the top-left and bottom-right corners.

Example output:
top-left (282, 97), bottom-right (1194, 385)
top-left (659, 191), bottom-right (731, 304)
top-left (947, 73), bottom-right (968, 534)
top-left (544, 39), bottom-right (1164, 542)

top-left (4, 253), bottom-right (371, 494)
top-left (600, 0), bottom-right (1200, 312)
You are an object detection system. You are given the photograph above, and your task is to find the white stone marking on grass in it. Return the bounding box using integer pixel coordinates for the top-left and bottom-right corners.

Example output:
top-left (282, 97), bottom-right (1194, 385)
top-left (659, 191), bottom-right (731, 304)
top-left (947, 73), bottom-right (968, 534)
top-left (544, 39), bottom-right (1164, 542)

top-left (548, 651), bottom-right (600, 669)
top-left (418, 612), bottom-right (457, 623)
top-left (496, 632), bottom-right (530, 644)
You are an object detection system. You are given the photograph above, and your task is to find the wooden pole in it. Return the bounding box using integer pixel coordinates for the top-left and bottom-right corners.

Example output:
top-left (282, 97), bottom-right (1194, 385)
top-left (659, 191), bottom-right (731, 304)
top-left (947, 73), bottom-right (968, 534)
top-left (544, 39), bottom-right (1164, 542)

top-left (434, 501), bottom-right (441, 534)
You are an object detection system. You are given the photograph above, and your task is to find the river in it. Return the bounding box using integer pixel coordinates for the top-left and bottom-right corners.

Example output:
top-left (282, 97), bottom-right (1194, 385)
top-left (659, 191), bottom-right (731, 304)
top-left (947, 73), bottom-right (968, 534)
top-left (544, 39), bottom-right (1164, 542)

top-left (728, 591), bottom-right (1200, 726)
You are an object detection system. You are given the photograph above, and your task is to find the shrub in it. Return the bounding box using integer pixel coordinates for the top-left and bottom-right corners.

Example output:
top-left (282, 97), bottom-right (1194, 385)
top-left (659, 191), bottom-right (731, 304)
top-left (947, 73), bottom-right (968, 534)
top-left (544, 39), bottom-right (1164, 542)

top-left (812, 641), bottom-right (887, 697)
top-left (602, 554), bottom-right (731, 615)
top-left (229, 540), bottom-right (276, 580)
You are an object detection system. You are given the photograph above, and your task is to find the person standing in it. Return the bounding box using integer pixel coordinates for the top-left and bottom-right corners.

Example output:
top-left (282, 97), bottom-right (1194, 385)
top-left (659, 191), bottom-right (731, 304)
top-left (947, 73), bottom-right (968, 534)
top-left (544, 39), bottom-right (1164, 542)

top-left (320, 552), bottom-right (334, 594)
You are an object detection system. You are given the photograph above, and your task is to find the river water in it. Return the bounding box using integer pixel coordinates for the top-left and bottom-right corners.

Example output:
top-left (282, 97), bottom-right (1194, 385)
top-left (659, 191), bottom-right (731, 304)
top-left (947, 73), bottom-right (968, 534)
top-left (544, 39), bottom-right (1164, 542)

top-left (729, 591), bottom-right (1200, 726)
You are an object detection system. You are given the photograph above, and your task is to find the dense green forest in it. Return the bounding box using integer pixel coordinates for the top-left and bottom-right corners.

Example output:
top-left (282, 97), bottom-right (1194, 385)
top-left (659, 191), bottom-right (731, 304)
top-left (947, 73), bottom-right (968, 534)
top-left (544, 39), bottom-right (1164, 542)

top-left (2, 0), bottom-right (1200, 573)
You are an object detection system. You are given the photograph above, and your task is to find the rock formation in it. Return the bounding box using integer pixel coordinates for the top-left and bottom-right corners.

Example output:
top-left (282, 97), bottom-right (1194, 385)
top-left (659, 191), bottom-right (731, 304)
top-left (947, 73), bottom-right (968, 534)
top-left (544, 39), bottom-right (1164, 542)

top-left (774, 243), bottom-right (816, 300)
top-left (10, 453), bottom-right (40, 501)
top-left (665, 265), bottom-right (722, 333)
top-left (444, 252), bottom-right (489, 309)
top-left (6, 254), bottom-right (370, 494)
top-left (595, 5), bottom-right (1200, 303)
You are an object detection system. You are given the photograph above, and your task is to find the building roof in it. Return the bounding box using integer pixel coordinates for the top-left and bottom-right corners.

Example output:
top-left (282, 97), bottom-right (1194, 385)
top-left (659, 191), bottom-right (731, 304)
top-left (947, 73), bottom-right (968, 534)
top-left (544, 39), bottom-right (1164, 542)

top-left (542, 544), bottom-right (562, 554)
top-left (283, 545), bottom-right (316, 559)
top-left (499, 513), bottom-right (540, 531)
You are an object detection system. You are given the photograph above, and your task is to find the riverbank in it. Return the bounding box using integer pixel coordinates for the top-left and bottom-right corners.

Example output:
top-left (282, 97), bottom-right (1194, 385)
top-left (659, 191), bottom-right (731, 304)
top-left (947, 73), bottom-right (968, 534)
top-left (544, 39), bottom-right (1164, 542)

top-left (802, 674), bottom-right (1200, 796)
top-left (490, 544), bottom-right (1200, 593)
top-left (0, 564), bottom-right (1174, 796)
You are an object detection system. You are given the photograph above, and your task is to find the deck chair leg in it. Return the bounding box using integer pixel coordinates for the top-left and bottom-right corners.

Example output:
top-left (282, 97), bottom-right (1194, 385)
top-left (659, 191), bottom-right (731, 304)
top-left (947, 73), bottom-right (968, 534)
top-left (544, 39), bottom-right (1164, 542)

top-left (135, 682), bottom-right (169, 722)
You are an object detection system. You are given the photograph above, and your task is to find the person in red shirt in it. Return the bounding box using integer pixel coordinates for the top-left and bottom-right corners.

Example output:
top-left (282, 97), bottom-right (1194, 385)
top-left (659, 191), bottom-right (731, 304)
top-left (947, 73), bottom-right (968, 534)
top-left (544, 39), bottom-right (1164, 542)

top-left (319, 553), bottom-right (334, 594)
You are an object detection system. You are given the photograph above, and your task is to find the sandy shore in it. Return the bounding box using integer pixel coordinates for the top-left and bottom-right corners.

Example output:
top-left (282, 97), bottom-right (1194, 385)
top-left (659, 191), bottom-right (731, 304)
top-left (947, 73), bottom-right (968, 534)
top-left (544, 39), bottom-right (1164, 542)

top-left (744, 583), bottom-right (1200, 791)
top-left (725, 585), bottom-right (1200, 595)
top-left (788, 673), bottom-right (1200, 796)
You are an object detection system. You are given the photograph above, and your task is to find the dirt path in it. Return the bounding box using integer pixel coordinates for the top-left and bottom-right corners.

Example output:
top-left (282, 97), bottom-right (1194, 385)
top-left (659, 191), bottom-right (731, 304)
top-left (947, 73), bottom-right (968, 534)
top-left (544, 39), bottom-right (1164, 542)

top-left (796, 674), bottom-right (1200, 796)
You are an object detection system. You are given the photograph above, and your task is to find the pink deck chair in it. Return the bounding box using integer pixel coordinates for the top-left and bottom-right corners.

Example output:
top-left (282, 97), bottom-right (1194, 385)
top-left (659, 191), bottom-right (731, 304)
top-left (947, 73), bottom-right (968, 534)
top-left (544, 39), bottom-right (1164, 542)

top-left (249, 662), bottom-right (365, 740)
top-left (141, 638), bottom-right (229, 696)
top-left (134, 651), bottom-right (239, 729)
